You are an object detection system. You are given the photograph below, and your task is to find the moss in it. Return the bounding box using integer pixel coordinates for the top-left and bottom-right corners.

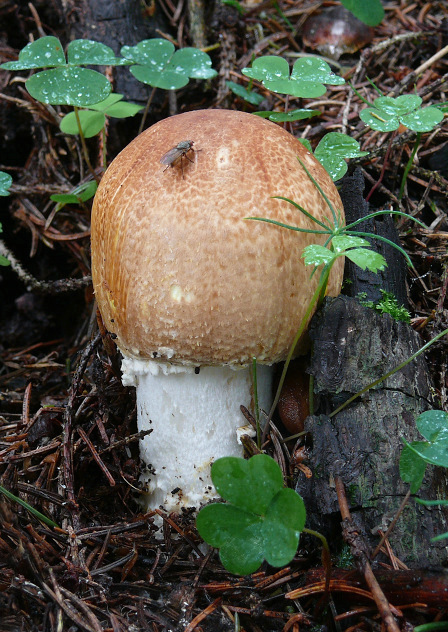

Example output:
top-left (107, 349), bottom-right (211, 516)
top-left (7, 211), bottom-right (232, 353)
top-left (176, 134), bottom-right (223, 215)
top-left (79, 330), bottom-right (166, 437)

top-left (358, 290), bottom-right (411, 323)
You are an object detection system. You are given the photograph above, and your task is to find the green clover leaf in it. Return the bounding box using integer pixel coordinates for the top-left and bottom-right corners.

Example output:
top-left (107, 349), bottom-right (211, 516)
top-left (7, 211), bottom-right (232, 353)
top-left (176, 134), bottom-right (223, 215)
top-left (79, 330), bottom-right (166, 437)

top-left (399, 443), bottom-right (426, 494)
top-left (341, 0), bottom-right (384, 26)
top-left (1, 36), bottom-right (66, 70)
top-left (196, 455), bottom-right (306, 575)
top-left (400, 410), bottom-right (448, 494)
top-left (360, 94), bottom-right (444, 133)
top-left (404, 410), bottom-right (448, 468)
top-left (59, 93), bottom-right (143, 137)
top-left (121, 39), bottom-right (216, 90)
top-left (0, 220), bottom-right (10, 265)
top-left (0, 171), bottom-right (13, 196)
top-left (226, 81), bottom-right (264, 105)
top-left (242, 56), bottom-right (344, 98)
top-left (26, 67), bottom-right (111, 106)
top-left (255, 109), bottom-right (320, 123)
top-left (313, 132), bottom-right (368, 180)
top-left (0, 36), bottom-right (120, 106)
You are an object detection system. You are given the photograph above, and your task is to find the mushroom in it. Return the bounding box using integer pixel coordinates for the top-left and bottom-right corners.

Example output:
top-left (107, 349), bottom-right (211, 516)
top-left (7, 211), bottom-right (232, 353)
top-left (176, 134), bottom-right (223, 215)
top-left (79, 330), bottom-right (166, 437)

top-left (302, 6), bottom-right (374, 61)
top-left (91, 109), bottom-right (344, 512)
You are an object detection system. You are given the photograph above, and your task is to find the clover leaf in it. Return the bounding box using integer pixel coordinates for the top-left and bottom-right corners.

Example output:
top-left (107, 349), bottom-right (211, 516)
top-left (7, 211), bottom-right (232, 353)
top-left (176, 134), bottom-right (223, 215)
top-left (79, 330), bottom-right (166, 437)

top-left (242, 56), bottom-right (345, 98)
top-left (255, 109), bottom-right (320, 123)
top-left (0, 36), bottom-right (128, 106)
top-left (399, 443), bottom-right (426, 494)
top-left (50, 180), bottom-right (97, 208)
top-left (341, 0), bottom-right (384, 26)
top-left (0, 172), bottom-right (12, 197)
top-left (59, 93), bottom-right (143, 137)
top-left (313, 132), bottom-right (368, 180)
top-left (196, 455), bottom-right (306, 575)
top-left (360, 95), bottom-right (444, 133)
top-left (400, 410), bottom-right (448, 496)
top-left (0, 221), bottom-right (10, 266)
top-left (226, 80), bottom-right (264, 106)
top-left (121, 39), bottom-right (217, 90)
top-left (403, 410), bottom-right (448, 468)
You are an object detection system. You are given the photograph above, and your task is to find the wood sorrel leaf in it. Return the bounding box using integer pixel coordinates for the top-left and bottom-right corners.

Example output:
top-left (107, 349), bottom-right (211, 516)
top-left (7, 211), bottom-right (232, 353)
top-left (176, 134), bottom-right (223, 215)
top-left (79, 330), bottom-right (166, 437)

top-left (211, 454), bottom-right (283, 515)
top-left (400, 443), bottom-right (426, 494)
top-left (122, 39), bottom-right (216, 89)
top-left (1, 36), bottom-right (65, 70)
top-left (0, 172), bottom-right (12, 196)
top-left (26, 67), bottom-right (111, 106)
top-left (341, 0), bottom-right (384, 26)
top-left (314, 132), bottom-right (368, 181)
top-left (196, 455), bottom-right (306, 575)
top-left (400, 106), bottom-right (444, 133)
top-left (242, 56), bottom-right (344, 98)
top-left (407, 409), bottom-right (448, 469)
top-left (374, 95), bottom-right (421, 116)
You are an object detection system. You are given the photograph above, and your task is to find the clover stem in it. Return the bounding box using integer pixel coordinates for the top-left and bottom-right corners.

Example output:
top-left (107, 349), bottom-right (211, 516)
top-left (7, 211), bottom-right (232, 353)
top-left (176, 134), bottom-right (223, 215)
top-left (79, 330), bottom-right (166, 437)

top-left (252, 357), bottom-right (262, 449)
top-left (138, 86), bottom-right (157, 134)
top-left (303, 527), bottom-right (331, 597)
top-left (73, 106), bottom-right (99, 183)
top-left (399, 132), bottom-right (421, 200)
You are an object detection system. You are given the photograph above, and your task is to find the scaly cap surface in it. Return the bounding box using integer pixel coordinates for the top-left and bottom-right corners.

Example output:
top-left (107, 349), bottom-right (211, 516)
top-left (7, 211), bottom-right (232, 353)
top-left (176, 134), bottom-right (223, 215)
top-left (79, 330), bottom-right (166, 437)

top-left (91, 109), bottom-right (344, 365)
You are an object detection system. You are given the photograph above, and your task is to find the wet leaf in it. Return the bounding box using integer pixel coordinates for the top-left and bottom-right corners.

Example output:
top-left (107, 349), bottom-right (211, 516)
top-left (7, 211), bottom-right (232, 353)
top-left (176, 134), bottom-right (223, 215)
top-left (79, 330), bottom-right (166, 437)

top-left (226, 81), bottom-right (264, 105)
top-left (60, 94), bottom-right (142, 136)
top-left (302, 244), bottom-right (336, 267)
top-left (196, 455), bottom-right (306, 575)
top-left (26, 67), bottom-right (111, 106)
top-left (344, 247), bottom-right (387, 272)
top-left (400, 106), bottom-right (444, 132)
top-left (360, 94), bottom-right (443, 133)
top-left (1, 36), bottom-right (65, 70)
top-left (0, 171), bottom-right (12, 196)
top-left (263, 109), bottom-right (320, 122)
top-left (314, 132), bottom-right (368, 180)
top-left (242, 55), bottom-right (344, 98)
top-left (341, 0), bottom-right (384, 26)
top-left (400, 443), bottom-right (426, 494)
top-left (122, 39), bottom-right (216, 89)
top-left (67, 39), bottom-right (127, 66)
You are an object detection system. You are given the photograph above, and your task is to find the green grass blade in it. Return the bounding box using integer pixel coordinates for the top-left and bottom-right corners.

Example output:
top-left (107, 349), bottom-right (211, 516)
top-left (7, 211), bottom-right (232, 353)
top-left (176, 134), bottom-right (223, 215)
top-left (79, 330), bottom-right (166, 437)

top-left (245, 217), bottom-right (330, 235)
top-left (0, 484), bottom-right (59, 528)
top-left (345, 210), bottom-right (427, 230)
top-left (273, 196), bottom-right (333, 230)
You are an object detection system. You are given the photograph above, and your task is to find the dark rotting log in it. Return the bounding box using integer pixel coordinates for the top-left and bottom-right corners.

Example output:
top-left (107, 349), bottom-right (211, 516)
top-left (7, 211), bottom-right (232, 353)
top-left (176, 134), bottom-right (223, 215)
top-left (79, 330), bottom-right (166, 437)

top-left (340, 168), bottom-right (409, 308)
top-left (296, 170), bottom-right (448, 569)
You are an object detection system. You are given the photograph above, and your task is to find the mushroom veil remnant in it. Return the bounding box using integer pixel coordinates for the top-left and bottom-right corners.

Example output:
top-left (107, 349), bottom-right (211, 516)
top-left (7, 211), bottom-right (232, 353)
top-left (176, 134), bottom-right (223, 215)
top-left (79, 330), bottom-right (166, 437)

top-left (91, 109), bottom-right (344, 512)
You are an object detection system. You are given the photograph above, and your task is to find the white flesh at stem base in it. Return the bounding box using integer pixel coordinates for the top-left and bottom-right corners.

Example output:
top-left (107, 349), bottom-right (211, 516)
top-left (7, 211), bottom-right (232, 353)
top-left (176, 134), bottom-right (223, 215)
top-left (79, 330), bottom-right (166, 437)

top-left (120, 357), bottom-right (274, 512)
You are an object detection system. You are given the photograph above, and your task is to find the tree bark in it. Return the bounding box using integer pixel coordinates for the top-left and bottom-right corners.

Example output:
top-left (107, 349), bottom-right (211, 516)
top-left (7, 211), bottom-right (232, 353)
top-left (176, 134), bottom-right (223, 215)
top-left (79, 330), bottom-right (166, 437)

top-left (297, 170), bottom-right (448, 569)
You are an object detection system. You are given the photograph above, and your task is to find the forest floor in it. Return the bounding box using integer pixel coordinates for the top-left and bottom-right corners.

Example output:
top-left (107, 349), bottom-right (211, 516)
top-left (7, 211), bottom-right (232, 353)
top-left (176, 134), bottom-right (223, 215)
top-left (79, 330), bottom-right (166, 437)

top-left (1, 1), bottom-right (448, 631)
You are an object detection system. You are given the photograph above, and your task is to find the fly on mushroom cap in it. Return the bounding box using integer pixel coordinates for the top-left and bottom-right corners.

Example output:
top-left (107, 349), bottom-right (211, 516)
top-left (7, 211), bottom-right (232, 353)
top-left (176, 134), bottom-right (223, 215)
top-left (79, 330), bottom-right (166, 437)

top-left (91, 109), bottom-right (344, 511)
top-left (160, 140), bottom-right (195, 173)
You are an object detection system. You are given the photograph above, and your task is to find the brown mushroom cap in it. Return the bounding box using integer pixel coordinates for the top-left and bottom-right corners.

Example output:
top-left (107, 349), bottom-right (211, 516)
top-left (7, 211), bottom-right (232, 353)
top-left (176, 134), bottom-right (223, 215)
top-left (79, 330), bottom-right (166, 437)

top-left (302, 6), bottom-right (374, 60)
top-left (91, 109), bottom-right (344, 366)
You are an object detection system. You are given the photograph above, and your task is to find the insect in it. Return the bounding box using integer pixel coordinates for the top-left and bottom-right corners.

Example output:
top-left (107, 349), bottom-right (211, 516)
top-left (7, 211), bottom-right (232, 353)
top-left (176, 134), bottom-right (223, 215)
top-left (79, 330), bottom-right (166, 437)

top-left (160, 140), bottom-right (196, 177)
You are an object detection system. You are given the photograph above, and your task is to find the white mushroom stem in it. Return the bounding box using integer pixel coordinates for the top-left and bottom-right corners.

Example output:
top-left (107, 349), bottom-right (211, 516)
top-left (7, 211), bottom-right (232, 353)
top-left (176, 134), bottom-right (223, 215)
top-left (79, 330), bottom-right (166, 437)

top-left (120, 357), bottom-right (274, 512)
